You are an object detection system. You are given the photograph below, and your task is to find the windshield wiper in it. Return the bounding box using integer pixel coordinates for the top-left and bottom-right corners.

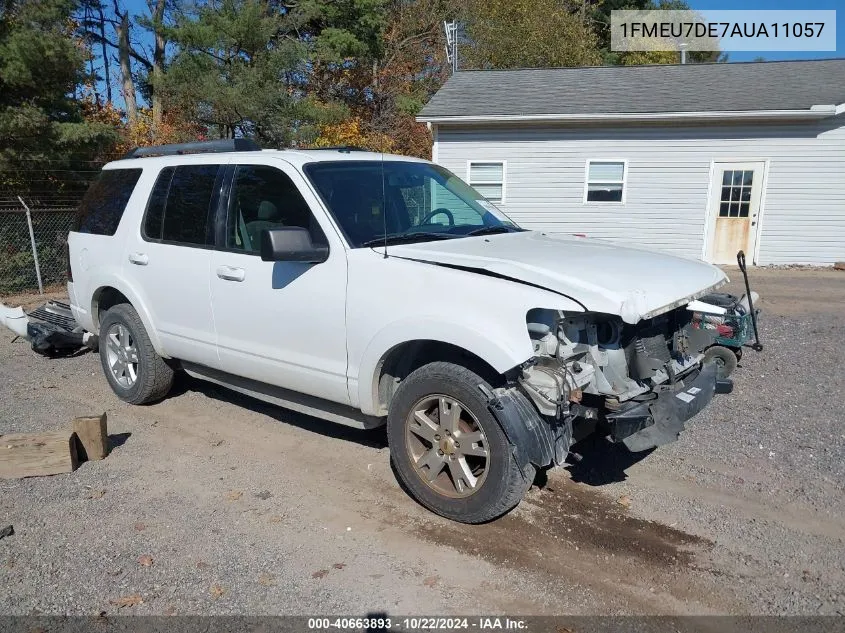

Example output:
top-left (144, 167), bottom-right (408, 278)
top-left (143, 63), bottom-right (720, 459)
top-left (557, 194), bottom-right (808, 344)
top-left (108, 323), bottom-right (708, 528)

top-left (466, 225), bottom-right (522, 237)
top-left (360, 232), bottom-right (456, 248)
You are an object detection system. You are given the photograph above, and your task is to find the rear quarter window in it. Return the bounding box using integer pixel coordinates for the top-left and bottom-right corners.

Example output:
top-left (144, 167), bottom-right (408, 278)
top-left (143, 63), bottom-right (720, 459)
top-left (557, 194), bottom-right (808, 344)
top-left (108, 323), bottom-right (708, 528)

top-left (74, 168), bottom-right (143, 235)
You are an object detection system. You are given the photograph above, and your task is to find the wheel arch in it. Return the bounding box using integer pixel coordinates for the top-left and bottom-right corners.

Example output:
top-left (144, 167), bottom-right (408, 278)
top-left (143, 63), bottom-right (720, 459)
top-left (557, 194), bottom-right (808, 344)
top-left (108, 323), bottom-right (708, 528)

top-left (356, 320), bottom-right (533, 416)
top-left (90, 281), bottom-right (165, 355)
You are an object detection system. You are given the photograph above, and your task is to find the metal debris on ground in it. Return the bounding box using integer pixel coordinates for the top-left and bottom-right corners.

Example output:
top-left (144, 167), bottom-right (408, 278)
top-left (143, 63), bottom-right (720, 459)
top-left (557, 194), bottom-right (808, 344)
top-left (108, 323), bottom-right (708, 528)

top-left (0, 525), bottom-right (13, 539)
top-left (1, 299), bottom-right (96, 357)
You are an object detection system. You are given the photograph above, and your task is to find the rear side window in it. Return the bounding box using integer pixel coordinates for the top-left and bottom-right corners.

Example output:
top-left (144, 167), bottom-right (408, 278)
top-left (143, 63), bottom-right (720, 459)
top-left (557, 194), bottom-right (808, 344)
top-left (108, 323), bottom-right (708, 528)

top-left (143, 167), bottom-right (173, 240)
top-left (143, 165), bottom-right (220, 246)
top-left (75, 168), bottom-right (142, 235)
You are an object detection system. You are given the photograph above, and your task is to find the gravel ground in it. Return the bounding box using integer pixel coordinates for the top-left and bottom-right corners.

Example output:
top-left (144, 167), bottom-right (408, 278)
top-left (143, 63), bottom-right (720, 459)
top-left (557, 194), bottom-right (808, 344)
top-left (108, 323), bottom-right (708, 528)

top-left (0, 267), bottom-right (843, 616)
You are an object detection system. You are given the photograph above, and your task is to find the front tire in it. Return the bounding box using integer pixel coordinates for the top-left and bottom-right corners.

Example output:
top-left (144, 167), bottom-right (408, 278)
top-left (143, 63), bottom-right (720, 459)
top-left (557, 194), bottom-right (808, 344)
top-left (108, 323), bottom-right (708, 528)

top-left (99, 304), bottom-right (174, 405)
top-left (387, 362), bottom-right (533, 523)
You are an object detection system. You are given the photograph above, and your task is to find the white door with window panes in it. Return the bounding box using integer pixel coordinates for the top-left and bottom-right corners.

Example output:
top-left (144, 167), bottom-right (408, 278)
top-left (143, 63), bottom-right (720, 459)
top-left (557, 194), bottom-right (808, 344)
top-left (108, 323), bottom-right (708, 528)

top-left (707, 162), bottom-right (764, 265)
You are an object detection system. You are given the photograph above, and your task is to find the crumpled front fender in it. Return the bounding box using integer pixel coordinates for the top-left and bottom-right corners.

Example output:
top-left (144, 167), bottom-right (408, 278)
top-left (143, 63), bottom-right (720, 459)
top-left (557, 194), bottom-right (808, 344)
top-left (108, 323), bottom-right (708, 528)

top-left (484, 385), bottom-right (571, 477)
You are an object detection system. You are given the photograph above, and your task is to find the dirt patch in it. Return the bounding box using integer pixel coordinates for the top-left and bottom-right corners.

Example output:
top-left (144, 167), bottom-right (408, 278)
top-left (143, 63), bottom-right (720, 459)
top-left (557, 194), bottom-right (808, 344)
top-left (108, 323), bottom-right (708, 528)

top-left (415, 478), bottom-right (708, 570)
top-left (0, 287), bottom-right (67, 312)
top-left (526, 479), bottom-right (709, 563)
top-left (410, 477), bottom-right (726, 614)
top-left (720, 266), bottom-right (844, 318)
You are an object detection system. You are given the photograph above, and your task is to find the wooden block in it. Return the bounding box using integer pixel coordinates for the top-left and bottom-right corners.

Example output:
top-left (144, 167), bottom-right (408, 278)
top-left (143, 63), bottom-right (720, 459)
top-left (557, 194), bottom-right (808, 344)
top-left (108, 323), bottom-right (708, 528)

top-left (0, 431), bottom-right (79, 479)
top-left (72, 413), bottom-right (109, 461)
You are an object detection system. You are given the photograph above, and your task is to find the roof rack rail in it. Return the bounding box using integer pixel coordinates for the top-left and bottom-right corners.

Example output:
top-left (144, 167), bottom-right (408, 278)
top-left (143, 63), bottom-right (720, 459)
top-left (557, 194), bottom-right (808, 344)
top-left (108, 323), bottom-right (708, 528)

top-left (313, 145), bottom-right (368, 153)
top-left (123, 139), bottom-right (261, 159)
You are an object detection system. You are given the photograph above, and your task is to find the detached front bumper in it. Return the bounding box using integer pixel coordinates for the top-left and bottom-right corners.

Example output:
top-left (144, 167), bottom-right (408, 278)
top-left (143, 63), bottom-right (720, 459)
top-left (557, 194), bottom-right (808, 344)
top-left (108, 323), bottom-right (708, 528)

top-left (605, 361), bottom-right (730, 452)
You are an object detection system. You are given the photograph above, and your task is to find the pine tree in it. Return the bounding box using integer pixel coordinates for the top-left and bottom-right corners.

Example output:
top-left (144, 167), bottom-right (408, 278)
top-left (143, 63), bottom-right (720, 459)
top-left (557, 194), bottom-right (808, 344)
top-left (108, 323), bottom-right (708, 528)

top-left (0, 0), bottom-right (116, 202)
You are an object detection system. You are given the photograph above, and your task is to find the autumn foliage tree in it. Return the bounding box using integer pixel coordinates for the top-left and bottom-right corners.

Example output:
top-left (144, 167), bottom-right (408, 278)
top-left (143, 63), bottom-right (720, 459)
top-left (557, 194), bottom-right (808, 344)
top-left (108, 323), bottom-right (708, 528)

top-left (2, 0), bottom-right (717, 207)
top-left (459, 0), bottom-right (603, 69)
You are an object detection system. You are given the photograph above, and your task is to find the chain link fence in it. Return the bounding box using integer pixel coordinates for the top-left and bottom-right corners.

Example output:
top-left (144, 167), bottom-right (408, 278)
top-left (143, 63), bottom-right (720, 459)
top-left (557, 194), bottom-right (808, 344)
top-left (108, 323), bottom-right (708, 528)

top-left (0, 205), bottom-right (76, 296)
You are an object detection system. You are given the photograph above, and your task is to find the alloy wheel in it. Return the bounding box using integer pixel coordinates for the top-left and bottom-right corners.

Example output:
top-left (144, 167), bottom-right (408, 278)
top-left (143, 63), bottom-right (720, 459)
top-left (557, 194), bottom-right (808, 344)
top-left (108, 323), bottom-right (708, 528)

top-left (405, 394), bottom-right (489, 498)
top-left (105, 323), bottom-right (139, 388)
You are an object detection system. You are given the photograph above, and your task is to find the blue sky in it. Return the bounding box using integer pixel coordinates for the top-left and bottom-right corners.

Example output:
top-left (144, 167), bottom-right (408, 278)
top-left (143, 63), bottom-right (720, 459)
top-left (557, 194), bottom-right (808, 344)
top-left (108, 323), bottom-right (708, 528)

top-left (104, 0), bottom-right (843, 110)
top-left (689, 0), bottom-right (843, 60)
top-left (119, 0), bottom-right (843, 63)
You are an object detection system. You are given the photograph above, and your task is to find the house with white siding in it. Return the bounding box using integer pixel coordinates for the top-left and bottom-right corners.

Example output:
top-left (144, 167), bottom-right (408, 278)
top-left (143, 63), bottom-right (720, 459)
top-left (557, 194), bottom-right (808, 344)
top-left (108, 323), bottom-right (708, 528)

top-left (417, 59), bottom-right (845, 265)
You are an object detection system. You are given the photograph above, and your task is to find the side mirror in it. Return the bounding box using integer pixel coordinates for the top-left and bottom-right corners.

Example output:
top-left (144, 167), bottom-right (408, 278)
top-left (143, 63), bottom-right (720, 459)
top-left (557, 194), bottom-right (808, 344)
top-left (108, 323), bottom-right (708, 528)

top-left (260, 227), bottom-right (329, 263)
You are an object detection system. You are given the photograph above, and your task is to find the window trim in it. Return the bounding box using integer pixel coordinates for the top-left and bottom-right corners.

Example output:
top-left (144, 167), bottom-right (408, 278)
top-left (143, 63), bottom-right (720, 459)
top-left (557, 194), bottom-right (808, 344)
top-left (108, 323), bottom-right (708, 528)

top-left (466, 160), bottom-right (507, 204)
top-left (583, 159), bottom-right (628, 205)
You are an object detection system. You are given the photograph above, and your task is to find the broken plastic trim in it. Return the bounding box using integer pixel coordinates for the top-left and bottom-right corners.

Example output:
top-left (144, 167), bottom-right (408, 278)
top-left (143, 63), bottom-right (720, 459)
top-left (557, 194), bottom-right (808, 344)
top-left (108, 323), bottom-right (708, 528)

top-left (0, 302), bottom-right (29, 338)
top-left (480, 383), bottom-right (571, 477)
top-left (27, 322), bottom-right (85, 357)
top-left (606, 361), bottom-right (720, 452)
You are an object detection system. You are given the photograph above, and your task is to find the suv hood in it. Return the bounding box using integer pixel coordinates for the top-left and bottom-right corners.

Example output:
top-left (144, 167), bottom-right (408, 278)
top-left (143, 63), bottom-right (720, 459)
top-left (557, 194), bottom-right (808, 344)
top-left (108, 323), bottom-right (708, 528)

top-left (388, 231), bottom-right (728, 324)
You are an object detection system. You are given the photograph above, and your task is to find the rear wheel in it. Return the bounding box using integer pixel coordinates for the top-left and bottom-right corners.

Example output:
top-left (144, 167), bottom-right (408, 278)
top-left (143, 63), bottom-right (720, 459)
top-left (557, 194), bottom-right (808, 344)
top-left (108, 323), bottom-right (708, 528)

top-left (387, 362), bottom-right (533, 523)
top-left (99, 304), bottom-right (174, 405)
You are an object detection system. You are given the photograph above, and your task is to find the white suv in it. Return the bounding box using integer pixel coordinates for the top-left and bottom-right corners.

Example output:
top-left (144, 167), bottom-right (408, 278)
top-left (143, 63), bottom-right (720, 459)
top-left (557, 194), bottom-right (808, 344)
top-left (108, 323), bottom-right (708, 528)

top-left (68, 140), bottom-right (733, 523)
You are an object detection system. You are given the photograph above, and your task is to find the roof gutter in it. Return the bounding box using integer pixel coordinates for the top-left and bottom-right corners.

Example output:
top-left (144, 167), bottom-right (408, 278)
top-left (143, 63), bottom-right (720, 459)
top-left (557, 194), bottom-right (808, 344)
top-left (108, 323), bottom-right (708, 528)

top-left (417, 105), bottom-right (838, 125)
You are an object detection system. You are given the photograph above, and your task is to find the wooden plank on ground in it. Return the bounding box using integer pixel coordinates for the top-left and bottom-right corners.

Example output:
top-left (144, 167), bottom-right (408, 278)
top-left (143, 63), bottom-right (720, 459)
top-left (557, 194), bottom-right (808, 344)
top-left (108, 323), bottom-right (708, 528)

top-left (72, 413), bottom-right (109, 461)
top-left (0, 431), bottom-right (79, 479)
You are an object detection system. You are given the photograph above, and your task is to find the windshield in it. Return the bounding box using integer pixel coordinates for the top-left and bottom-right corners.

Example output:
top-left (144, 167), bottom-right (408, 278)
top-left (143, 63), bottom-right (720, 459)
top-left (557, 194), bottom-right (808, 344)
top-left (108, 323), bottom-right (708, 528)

top-left (303, 160), bottom-right (521, 248)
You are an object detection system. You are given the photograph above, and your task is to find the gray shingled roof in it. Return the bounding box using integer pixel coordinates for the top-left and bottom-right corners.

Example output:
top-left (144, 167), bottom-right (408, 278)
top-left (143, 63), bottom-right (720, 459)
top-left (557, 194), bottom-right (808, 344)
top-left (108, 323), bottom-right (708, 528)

top-left (418, 59), bottom-right (845, 120)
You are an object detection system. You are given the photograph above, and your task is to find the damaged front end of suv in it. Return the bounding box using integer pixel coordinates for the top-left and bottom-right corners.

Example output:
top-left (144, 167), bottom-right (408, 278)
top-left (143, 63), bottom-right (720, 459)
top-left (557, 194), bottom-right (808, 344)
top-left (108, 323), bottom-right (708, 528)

top-left (495, 303), bottom-right (735, 471)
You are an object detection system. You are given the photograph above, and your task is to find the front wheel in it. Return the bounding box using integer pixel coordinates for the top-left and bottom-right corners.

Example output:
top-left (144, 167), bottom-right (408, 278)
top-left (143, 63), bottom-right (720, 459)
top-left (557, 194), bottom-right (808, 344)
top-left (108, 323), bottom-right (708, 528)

top-left (387, 362), bottom-right (533, 523)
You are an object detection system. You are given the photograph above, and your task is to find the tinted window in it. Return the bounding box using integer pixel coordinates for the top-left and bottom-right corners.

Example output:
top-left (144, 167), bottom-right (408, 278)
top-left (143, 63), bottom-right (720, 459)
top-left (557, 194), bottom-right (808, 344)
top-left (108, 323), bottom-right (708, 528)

top-left (75, 168), bottom-right (142, 235)
top-left (304, 161), bottom-right (517, 248)
top-left (227, 165), bottom-right (325, 253)
top-left (143, 167), bottom-right (174, 240)
top-left (143, 165), bottom-right (219, 245)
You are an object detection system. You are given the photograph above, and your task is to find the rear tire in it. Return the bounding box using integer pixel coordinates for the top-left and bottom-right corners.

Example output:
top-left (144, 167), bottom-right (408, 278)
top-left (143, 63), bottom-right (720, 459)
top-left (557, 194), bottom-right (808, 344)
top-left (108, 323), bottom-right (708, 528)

top-left (99, 304), bottom-right (174, 405)
top-left (704, 345), bottom-right (738, 379)
top-left (387, 361), bottom-right (533, 523)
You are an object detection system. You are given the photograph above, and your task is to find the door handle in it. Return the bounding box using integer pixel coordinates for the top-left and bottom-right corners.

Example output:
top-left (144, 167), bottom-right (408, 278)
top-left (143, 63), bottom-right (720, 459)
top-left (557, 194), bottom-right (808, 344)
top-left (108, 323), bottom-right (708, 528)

top-left (128, 252), bottom-right (148, 266)
top-left (216, 266), bottom-right (246, 282)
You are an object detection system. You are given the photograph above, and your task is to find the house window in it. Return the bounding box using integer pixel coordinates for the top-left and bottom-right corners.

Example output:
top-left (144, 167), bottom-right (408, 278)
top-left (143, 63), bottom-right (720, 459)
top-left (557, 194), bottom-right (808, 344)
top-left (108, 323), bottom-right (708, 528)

top-left (585, 160), bottom-right (626, 203)
top-left (468, 161), bottom-right (505, 203)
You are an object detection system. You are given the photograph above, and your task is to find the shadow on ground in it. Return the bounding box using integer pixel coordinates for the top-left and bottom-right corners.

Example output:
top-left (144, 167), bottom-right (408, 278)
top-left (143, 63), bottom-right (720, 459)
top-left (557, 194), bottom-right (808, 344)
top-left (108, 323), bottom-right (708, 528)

top-left (171, 370), bottom-right (389, 450)
top-left (170, 371), bottom-right (655, 487)
top-left (566, 434), bottom-right (653, 486)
